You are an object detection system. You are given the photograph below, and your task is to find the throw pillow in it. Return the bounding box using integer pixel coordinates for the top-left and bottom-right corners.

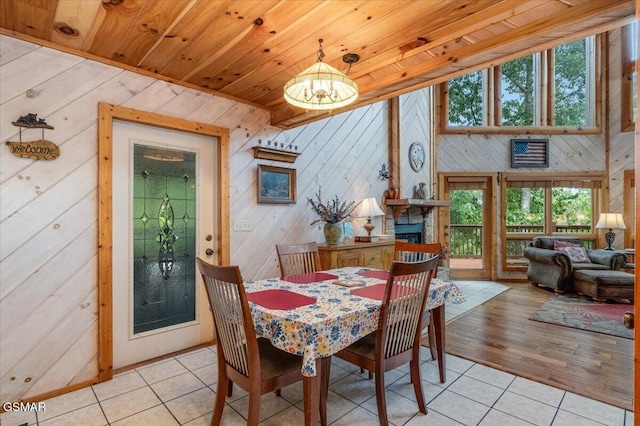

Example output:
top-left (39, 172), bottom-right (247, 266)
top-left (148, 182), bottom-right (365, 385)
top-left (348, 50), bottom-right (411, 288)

top-left (553, 240), bottom-right (581, 251)
top-left (558, 246), bottom-right (592, 263)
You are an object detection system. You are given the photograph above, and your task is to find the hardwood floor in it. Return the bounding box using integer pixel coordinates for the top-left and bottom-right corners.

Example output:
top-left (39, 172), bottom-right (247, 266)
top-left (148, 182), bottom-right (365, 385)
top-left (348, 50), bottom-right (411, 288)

top-left (443, 283), bottom-right (633, 411)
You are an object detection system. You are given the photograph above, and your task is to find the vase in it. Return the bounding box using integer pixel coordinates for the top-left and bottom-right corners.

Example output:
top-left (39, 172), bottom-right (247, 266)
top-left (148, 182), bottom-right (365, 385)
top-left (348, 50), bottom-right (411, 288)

top-left (324, 222), bottom-right (342, 245)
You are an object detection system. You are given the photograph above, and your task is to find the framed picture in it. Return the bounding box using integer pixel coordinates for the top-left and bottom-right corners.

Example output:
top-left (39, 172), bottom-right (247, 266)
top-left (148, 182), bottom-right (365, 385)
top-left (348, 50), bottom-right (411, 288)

top-left (257, 164), bottom-right (296, 204)
top-left (511, 138), bottom-right (549, 168)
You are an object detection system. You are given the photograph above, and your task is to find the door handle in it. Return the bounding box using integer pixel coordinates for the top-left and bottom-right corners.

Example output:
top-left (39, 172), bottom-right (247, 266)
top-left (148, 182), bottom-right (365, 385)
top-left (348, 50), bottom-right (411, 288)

top-left (205, 248), bottom-right (214, 256)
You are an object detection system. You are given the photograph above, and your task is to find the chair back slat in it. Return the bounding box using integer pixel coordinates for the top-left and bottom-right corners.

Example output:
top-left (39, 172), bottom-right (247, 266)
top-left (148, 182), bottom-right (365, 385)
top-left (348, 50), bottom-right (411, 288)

top-left (394, 241), bottom-right (441, 274)
top-left (276, 242), bottom-right (321, 277)
top-left (197, 259), bottom-right (255, 377)
top-left (379, 257), bottom-right (439, 359)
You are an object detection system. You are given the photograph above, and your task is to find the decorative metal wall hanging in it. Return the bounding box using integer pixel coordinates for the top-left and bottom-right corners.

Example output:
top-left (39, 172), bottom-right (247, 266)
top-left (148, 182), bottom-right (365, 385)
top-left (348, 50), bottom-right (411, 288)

top-left (6, 113), bottom-right (60, 160)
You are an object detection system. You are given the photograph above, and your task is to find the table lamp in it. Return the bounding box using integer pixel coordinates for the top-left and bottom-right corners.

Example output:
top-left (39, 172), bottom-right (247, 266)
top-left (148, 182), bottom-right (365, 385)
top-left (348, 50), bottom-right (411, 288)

top-left (596, 213), bottom-right (626, 250)
top-left (356, 197), bottom-right (385, 241)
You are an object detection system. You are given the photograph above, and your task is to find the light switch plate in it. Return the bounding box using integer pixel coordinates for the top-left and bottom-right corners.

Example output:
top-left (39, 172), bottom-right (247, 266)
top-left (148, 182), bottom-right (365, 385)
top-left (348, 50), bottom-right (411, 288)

top-left (233, 219), bottom-right (253, 232)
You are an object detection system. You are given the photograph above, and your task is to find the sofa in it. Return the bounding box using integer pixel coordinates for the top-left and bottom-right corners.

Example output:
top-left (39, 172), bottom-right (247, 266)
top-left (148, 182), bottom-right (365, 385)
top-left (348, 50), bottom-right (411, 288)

top-left (523, 237), bottom-right (627, 293)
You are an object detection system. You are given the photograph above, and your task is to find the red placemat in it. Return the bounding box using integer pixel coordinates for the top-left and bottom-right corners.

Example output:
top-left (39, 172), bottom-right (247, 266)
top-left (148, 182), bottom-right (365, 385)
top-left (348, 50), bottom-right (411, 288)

top-left (282, 272), bottom-right (338, 284)
top-left (358, 270), bottom-right (389, 280)
top-left (350, 284), bottom-right (417, 300)
top-left (247, 289), bottom-right (316, 310)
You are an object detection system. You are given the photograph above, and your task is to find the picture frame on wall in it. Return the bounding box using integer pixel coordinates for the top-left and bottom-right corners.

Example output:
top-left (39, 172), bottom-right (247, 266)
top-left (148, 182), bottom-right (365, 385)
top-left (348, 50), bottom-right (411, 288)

top-left (257, 164), bottom-right (296, 204)
top-left (510, 138), bottom-right (549, 168)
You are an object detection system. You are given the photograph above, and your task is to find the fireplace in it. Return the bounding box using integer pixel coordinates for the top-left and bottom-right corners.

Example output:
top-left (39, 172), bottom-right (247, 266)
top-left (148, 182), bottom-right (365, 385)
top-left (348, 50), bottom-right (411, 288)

top-left (394, 222), bottom-right (423, 244)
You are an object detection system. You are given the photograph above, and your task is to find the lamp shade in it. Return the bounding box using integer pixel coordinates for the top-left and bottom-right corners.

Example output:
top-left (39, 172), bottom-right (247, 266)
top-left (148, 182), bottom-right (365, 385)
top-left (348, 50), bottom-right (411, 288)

top-left (595, 213), bottom-right (626, 230)
top-left (284, 61), bottom-right (358, 110)
top-left (358, 197), bottom-right (384, 218)
top-left (283, 39), bottom-right (358, 111)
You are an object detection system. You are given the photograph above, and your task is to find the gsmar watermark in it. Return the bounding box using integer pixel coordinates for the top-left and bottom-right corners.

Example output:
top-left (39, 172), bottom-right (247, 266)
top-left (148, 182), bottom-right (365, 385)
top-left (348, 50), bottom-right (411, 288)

top-left (2, 402), bottom-right (46, 412)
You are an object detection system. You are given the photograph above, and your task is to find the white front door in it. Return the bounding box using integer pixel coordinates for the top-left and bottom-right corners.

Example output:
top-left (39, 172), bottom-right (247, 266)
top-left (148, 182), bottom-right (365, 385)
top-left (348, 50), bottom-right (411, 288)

top-left (112, 120), bottom-right (216, 369)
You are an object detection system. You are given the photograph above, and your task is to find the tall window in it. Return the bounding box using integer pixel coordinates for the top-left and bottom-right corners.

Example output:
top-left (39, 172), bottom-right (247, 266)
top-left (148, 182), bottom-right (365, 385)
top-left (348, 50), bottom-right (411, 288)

top-left (447, 71), bottom-right (485, 126)
top-left (501, 56), bottom-right (536, 126)
top-left (622, 22), bottom-right (637, 132)
top-left (443, 35), bottom-right (599, 133)
top-left (554, 38), bottom-right (593, 126)
top-left (502, 175), bottom-right (603, 269)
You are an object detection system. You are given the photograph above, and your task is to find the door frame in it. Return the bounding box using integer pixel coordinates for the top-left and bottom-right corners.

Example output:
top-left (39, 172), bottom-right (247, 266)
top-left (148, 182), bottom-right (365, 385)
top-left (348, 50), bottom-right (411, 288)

top-left (438, 172), bottom-right (497, 280)
top-left (97, 103), bottom-right (230, 382)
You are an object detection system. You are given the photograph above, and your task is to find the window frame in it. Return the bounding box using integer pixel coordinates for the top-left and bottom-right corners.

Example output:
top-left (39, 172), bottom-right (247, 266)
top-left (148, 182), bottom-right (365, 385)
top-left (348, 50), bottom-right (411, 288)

top-left (440, 35), bottom-right (601, 135)
top-left (500, 172), bottom-right (605, 271)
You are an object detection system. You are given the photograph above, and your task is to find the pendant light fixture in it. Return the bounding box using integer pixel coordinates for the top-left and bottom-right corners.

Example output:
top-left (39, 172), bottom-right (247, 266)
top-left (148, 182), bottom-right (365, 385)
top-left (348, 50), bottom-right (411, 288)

top-left (283, 39), bottom-right (359, 110)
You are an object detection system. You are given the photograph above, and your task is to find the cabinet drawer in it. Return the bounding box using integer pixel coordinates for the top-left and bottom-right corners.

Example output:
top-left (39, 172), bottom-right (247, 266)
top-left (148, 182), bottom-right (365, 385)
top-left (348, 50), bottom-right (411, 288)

top-left (336, 251), bottom-right (363, 267)
top-left (361, 248), bottom-right (383, 267)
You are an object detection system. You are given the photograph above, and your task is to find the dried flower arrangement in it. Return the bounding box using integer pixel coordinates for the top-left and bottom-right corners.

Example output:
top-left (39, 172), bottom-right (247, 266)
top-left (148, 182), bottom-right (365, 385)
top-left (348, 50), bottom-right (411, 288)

top-left (308, 190), bottom-right (361, 225)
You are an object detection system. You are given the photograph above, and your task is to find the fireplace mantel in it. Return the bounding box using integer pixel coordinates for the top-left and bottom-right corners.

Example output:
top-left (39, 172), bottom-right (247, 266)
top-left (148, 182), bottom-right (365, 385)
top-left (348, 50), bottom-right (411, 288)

top-left (385, 199), bottom-right (452, 219)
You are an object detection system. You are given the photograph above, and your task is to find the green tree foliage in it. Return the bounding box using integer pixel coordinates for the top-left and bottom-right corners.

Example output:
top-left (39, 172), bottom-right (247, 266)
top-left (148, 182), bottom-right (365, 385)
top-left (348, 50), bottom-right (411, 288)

top-left (447, 38), bottom-right (589, 127)
top-left (505, 188), bottom-right (544, 227)
top-left (555, 39), bottom-right (587, 126)
top-left (551, 187), bottom-right (591, 227)
top-left (447, 71), bottom-right (483, 126)
top-left (450, 190), bottom-right (483, 224)
top-left (501, 56), bottom-right (534, 126)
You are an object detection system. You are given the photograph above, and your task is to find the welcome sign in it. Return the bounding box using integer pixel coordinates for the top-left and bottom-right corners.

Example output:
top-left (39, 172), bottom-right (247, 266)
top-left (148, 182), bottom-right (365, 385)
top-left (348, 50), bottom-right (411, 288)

top-left (6, 140), bottom-right (60, 160)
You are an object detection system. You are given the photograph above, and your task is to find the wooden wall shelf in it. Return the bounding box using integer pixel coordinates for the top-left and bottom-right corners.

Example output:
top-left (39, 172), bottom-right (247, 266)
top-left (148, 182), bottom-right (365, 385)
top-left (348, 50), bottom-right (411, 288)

top-left (252, 146), bottom-right (300, 163)
top-left (385, 199), bottom-right (452, 218)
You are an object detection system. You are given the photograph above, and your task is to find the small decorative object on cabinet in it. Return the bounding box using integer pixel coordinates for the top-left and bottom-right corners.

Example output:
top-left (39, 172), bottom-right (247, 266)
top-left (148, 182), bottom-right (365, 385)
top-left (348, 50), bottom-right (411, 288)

top-left (308, 190), bottom-right (361, 245)
top-left (412, 182), bottom-right (426, 199)
top-left (355, 197), bottom-right (385, 242)
top-left (257, 164), bottom-right (296, 204)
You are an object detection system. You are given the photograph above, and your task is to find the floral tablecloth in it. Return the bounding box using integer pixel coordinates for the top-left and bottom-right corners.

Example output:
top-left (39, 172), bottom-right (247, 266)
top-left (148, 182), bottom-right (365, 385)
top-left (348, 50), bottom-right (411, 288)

top-left (245, 267), bottom-right (465, 377)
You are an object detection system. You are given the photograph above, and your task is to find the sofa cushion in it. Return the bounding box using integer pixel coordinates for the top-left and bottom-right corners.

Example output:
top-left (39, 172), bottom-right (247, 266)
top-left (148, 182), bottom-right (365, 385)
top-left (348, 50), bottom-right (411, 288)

top-left (558, 246), bottom-right (591, 263)
top-left (553, 240), bottom-right (581, 250)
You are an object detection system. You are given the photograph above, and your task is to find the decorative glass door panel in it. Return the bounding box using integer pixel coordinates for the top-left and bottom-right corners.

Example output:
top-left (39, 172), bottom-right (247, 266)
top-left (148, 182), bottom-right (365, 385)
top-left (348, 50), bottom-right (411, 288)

top-left (133, 145), bottom-right (197, 334)
top-left (112, 120), bottom-right (215, 369)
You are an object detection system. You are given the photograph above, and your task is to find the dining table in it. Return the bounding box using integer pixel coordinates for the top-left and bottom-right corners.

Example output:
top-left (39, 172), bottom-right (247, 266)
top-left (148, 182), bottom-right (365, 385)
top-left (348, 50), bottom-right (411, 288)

top-left (244, 266), bottom-right (465, 425)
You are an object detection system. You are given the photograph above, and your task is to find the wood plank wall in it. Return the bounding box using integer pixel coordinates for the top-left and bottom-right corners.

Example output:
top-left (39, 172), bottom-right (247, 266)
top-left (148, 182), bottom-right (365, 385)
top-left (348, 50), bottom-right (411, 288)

top-left (437, 28), bottom-right (634, 279)
top-left (609, 28), bottom-right (635, 229)
top-left (0, 27), bottom-right (632, 402)
top-left (0, 34), bottom-right (390, 402)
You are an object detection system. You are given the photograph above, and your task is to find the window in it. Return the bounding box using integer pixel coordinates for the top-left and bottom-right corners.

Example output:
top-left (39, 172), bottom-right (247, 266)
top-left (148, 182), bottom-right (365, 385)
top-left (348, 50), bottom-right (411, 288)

top-left (501, 56), bottom-right (536, 126)
top-left (554, 38), bottom-right (594, 126)
top-left (442, 35), bottom-right (599, 134)
top-left (502, 174), bottom-right (604, 269)
top-left (621, 22), bottom-right (637, 132)
top-left (447, 71), bottom-right (485, 126)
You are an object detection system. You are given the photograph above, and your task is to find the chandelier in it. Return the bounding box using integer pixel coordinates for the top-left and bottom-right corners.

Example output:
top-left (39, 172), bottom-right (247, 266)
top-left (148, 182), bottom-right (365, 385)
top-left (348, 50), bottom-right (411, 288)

top-left (283, 39), bottom-right (359, 110)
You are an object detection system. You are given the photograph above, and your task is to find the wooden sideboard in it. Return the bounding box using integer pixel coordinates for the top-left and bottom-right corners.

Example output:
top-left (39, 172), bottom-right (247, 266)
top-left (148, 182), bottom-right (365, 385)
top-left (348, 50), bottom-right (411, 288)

top-left (318, 240), bottom-right (395, 270)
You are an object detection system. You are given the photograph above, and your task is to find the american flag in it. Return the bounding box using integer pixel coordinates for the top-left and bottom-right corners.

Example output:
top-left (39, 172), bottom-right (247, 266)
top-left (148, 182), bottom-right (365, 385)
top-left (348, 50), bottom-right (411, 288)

top-left (512, 139), bottom-right (548, 168)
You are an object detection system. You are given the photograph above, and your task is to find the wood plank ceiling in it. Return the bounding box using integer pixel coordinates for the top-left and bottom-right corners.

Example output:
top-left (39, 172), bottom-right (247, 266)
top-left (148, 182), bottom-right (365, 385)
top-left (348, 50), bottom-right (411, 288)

top-left (0, 0), bottom-right (635, 129)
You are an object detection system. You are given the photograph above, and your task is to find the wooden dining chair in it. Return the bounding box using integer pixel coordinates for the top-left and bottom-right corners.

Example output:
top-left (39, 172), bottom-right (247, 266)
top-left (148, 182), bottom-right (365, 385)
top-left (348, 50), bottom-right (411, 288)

top-left (196, 258), bottom-right (306, 426)
top-left (394, 241), bottom-right (442, 366)
top-left (276, 241), bottom-right (321, 277)
top-left (334, 257), bottom-right (439, 426)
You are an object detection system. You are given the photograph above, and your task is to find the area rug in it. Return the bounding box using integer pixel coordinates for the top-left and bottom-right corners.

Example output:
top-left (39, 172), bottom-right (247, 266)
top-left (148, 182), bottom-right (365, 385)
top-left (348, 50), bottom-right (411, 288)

top-left (530, 295), bottom-right (633, 339)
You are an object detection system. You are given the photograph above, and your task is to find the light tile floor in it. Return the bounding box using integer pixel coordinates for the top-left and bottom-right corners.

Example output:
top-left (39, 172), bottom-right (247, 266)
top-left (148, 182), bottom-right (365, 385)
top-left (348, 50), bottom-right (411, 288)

top-left (2, 281), bottom-right (634, 426)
